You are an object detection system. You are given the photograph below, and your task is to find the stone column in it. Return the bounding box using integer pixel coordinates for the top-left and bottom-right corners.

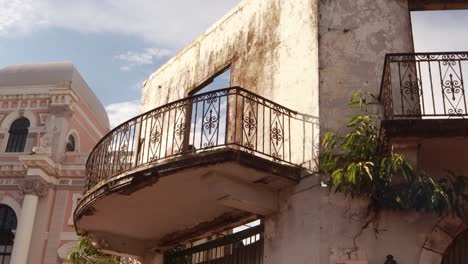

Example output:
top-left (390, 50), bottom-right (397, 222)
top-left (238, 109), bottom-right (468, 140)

top-left (11, 179), bottom-right (49, 264)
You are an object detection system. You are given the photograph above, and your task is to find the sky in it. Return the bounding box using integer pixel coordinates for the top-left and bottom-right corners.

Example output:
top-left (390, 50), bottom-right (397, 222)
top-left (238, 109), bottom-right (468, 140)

top-left (411, 10), bottom-right (468, 52)
top-left (0, 1), bottom-right (467, 128)
top-left (0, 0), bottom-right (240, 127)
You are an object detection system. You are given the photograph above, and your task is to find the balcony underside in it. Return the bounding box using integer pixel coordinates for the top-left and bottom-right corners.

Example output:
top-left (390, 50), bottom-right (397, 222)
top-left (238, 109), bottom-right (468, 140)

top-left (74, 148), bottom-right (301, 256)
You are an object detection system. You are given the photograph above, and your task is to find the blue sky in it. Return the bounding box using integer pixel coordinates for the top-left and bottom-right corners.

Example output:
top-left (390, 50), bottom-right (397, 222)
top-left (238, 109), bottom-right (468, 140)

top-left (411, 10), bottom-right (468, 52)
top-left (0, 1), bottom-right (467, 127)
top-left (0, 0), bottom-right (240, 127)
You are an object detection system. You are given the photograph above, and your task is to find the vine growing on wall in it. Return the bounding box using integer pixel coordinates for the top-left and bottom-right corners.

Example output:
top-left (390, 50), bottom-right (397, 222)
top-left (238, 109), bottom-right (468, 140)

top-left (319, 91), bottom-right (468, 219)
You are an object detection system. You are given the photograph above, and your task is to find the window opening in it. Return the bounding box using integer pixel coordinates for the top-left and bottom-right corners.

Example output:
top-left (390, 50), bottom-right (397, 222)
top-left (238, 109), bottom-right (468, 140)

top-left (6, 118), bottom-right (30, 152)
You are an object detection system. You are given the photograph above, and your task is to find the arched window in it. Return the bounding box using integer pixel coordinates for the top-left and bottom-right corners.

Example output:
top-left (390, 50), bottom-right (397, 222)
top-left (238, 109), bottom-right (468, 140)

top-left (442, 230), bottom-right (468, 263)
top-left (66, 135), bottom-right (76, 152)
top-left (0, 205), bottom-right (17, 264)
top-left (5, 118), bottom-right (30, 153)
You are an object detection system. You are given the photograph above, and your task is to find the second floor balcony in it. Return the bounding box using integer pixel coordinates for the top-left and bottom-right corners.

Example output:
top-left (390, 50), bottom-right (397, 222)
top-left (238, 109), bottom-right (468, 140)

top-left (74, 87), bottom-right (318, 256)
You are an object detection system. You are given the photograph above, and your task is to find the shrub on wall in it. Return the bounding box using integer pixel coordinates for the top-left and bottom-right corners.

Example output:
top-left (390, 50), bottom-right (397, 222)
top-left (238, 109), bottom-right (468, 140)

top-left (320, 91), bottom-right (468, 218)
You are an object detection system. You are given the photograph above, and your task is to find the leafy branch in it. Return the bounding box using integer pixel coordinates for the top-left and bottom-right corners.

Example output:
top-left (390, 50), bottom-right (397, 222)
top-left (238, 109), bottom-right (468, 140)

top-left (320, 91), bottom-right (468, 218)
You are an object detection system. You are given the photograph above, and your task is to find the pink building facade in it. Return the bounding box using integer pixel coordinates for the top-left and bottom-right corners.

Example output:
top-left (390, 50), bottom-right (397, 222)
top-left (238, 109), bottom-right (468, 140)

top-left (0, 62), bottom-right (109, 264)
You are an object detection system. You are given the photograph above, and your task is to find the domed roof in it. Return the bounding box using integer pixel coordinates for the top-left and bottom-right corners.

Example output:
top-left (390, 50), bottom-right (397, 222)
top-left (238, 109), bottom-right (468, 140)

top-left (0, 62), bottom-right (109, 129)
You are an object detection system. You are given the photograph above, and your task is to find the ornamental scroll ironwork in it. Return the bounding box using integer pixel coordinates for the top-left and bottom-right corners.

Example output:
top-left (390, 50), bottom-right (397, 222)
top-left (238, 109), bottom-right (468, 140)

top-left (380, 52), bottom-right (468, 119)
top-left (85, 87), bottom-right (319, 191)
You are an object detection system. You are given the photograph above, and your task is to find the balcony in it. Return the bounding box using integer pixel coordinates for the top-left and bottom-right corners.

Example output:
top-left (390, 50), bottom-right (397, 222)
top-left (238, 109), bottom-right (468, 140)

top-left (74, 87), bottom-right (318, 256)
top-left (379, 52), bottom-right (468, 177)
top-left (380, 52), bottom-right (468, 138)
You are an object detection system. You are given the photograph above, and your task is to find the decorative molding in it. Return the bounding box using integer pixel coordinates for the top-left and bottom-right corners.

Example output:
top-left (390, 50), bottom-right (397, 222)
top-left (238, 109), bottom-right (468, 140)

top-left (32, 114), bottom-right (59, 155)
top-left (39, 113), bottom-right (49, 126)
top-left (68, 193), bottom-right (83, 226)
top-left (17, 178), bottom-right (49, 197)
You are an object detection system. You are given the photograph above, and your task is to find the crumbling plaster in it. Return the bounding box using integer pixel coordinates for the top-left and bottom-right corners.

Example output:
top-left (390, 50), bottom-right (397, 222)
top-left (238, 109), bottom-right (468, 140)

top-left (318, 0), bottom-right (413, 134)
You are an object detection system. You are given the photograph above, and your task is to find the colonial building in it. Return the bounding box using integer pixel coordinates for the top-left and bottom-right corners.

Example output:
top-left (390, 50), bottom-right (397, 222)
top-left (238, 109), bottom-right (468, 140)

top-left (0, 62), bottom-right (109, 263)
top-left (74, 0), bottom-right (468, 263)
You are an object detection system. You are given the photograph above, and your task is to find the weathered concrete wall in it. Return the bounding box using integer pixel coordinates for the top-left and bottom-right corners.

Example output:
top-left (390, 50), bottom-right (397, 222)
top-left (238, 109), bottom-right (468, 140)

top-left (141, 0), bottom-right (319, 117)
top-left (264, 179), bottom-right (440, 264)
top-left (318, 0), bottom-right (413, 134)
top-left (318, 192), bottom-right (438, 264)
top-left (264, 177), bottom-right (321, 264)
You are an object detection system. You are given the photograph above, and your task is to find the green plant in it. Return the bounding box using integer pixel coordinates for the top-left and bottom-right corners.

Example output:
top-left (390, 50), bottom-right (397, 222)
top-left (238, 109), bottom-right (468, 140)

top-left (68, 237), bottom-right (120, 264)
top-left (320, 91), bottom-right (468, 217)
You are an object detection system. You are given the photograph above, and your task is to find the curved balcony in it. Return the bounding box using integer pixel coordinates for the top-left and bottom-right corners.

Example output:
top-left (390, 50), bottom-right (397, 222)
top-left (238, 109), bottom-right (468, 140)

top-left (74, 87), bottom-right (318, 256)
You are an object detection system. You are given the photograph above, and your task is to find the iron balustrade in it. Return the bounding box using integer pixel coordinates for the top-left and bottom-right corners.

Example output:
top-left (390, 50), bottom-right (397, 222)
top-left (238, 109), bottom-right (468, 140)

top-left (380, 52), bottom-right (468, 119)
top-left (86, 87), bottom-right (319, 191)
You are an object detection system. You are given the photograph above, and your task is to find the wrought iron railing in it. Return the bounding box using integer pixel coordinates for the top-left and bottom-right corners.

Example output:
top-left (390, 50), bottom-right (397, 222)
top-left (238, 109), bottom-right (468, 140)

top-left (380, 52), bottom-right (468, 119)
top-left (85, 87), bottom-right (319, 190)
top-left (165, 225), bottom-right (263, 264)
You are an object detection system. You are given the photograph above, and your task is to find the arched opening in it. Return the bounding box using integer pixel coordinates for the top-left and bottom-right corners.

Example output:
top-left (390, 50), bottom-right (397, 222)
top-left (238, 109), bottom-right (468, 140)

top-left (66, 134), bottom-right (76, 152)
top-left (442, 230), bottom-right (468, 264)
top-left (0, 205), bottom-right (17, 264)
top-left (5, 118), bottom-right (30, 153)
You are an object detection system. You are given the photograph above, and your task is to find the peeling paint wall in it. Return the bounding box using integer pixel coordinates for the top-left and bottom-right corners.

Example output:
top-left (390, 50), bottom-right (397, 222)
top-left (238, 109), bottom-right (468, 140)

top-left (141, 0), bottom-right (319, 117)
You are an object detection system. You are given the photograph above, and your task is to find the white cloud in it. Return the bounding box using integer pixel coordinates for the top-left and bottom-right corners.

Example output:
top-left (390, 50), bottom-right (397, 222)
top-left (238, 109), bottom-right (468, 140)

top-left (0, 0), bottom-right (241, 46)
top-left (115, 47), bottom-right (171, 71)
top-left (0, 0), bottom-right (48, 35)
top-left (105, 100), bottom-right (140, 128)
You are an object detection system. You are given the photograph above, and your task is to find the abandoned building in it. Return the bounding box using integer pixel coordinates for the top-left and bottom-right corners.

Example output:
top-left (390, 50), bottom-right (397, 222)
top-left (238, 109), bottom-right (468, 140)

top-left (0, 62), bottom-right (109, 264)
top-left (74, 0), bottom-right (468, 263)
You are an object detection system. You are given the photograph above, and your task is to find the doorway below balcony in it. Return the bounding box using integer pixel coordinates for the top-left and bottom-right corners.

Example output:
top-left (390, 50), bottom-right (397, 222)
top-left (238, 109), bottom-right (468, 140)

top-left (164, 223), bottom-right (264, 264)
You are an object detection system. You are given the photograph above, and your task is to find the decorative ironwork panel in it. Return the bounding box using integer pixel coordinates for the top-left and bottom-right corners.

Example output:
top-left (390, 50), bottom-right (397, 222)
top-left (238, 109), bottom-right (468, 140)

top-left (172, 104), bottom-right (188, 154)
top-left (439, 58), bottom-right (467, 115)
top-left (270, 106), bottom-right (285, 160)
top-left (398, 58), bottom-right (422, 116)
top-left (150, 112), bottom-right (163, 160)
top-left (242, 93), bottom-right (258, 152)
top-left (201, 93), bottom-right (221, 148)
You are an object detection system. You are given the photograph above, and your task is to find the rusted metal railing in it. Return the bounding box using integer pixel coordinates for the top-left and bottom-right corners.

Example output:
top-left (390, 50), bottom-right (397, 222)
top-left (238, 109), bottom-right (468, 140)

top-left (380, 52), bottom-right (468, 119)
top-left (85, 87), bottom-right (319, 191)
